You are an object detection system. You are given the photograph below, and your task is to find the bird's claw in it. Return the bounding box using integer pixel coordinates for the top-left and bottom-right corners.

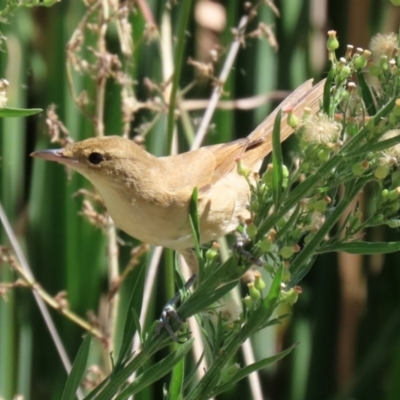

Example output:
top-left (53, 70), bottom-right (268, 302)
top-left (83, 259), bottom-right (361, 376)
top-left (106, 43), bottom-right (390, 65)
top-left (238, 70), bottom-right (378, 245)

top-left (234, 234), bottom-right (263, 266)
top-left (155, 274), bottom-right (197, 342)
top-left (155, 304), bottom-right (186, 343)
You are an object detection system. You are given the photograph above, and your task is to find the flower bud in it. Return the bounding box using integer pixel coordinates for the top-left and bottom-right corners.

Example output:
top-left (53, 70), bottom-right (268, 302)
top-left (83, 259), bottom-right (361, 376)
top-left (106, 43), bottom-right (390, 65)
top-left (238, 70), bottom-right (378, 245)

top-left (341, 65), bottom-right (352, 79)
top-left (392, 170), bottom-right (400, 186)
top-left (237, 160), bottom-right (251, 178)
top-left (262, 164), bottom-right (273, 186)
top-left (314, 199), bottom-right (328, 212)
top-left (352, 162), bottom-right (368, 176)
top-left (300, 161), bottom-right (310, 173)
top-left (389, 113), bottom-right (398, 125)
top-left (246, 223), bottom-right (257, 238)
top-left (248, 282), bottom-right (261, 300)
top-left (243, 295), bottom-right (254, 309)
top-left (279, 246), bottom-right (295, 259)
top-left (302, 107), bottom-right (311, 119)
top-left (374, 165), bottom-right (390, 180)
top-left (282, 265), bottom-right (291, 282)
top-left (345, 44), bottom-right (354, 59)
top-left (346, 119), bottom-right (358, 136)
top-left (263, 263), bottom-right (274, 274)
top-left (369, 64), bottom-right (381, 77)
top-left (393, 99), bottom-right (400, 117)
top-left (388, 187), bottom-right (400, 201)
top-left (352, 164), bottom-right (363, 176)
top-left (286, 109), bottom-right (299, 129)
top-left (380, 55), bottom-right (389, 71)
top-left (251, 199), bottom-right (259, 212)
top-left (354, 50), bottom-right (371, 70)
top-left (221, 363), bottom-right (240, 382)
top-left (259, 238), bottom-right (273, 252)
top-left (318, 149), bottom-right (330, 161)
top-left (326, 30), bottom-right (339, 51)
top-left (258, 183), bottom-right (268, 197)
top-left (206, 242), bottom-right (220, 261)
top-left (280, 286), bottom-right (302, 305)
top-left (254, 272), bottom-right (266, 291)
top-left (388, 219), bottom-right (400, 228)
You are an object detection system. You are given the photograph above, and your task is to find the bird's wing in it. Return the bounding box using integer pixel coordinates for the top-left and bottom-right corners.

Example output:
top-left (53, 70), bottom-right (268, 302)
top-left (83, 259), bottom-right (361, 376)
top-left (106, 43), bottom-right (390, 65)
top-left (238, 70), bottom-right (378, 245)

top-left (200, 79), bottom-right (326, 191)
top-left (166, 79), bottom-right (325, 196)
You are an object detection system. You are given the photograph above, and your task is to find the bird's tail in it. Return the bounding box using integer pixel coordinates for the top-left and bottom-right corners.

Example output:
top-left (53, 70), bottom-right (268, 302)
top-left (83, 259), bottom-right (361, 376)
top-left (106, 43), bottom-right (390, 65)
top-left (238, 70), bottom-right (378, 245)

top-left (246, 78), bottom-right (326, 158)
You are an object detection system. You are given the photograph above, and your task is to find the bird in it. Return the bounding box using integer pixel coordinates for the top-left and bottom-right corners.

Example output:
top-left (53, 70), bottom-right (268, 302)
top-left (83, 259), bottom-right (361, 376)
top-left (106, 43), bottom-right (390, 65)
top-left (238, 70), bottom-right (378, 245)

top-left (31, 79), bottom-right (325, 273)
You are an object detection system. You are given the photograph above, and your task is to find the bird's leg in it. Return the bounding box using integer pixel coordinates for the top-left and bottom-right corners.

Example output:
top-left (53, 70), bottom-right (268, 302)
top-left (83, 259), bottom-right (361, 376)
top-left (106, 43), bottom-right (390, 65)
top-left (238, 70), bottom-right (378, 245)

top-left (234, 231), bottom-right (263, 266)
top-left (155, 273), bottom-right (197, 342)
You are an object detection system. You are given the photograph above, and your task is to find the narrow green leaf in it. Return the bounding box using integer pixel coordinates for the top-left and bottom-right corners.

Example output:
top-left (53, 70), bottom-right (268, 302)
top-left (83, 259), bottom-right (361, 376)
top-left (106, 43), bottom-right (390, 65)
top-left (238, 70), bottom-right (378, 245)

top-left (318, 241), bottom-right (400, 255)
top-left (263, 263), bottom-right (283, 309)
top-left (357, 71), bottom-right (377, 116)
top-left (188, 187), bottom-right (204, 278)
top-left (167, 353), bottom-right (184, 400)
top-left (23, 0), bottom-right (61, 7)
top-left (274, 203), bottom-right (301, 242)
top-left (114, 339), bottom-right (194, 399)
top-left (212, 343), bottom-right (298, 397)
top-left (272, 108), bottom-right (283, 208)
top-left (188, 187), bottom-right (201, 253)
top-left (60, 334), bottom-right (91, 400)
top-left (179, 281), bottom-right (238, 318)
top-left (166, 0), bottom-right (194, 152)
top-left (345, 135), bottom-right (400, 158)
top-left (183, 352), bottom-right (205, 391)
top-left (259, 313), bottom-right (292, 331)
top-left (83, 376), bottom-right (109, 400)
top-left (0, 107), bottom-right (42, 117)
top-left (115, 264), bottom-right (145, 369)
top-left (90, 336), bottom-right (169, 400)
top-left (195, 369), bottom-right (221, 400)
top-left (323, 68), bottom-right (334, 115)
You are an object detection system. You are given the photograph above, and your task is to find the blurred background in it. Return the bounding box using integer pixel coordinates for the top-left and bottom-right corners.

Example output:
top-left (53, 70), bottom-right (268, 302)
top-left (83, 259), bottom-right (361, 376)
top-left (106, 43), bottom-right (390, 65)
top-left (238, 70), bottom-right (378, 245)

top-left (1, 0), bottom-right (400, 399)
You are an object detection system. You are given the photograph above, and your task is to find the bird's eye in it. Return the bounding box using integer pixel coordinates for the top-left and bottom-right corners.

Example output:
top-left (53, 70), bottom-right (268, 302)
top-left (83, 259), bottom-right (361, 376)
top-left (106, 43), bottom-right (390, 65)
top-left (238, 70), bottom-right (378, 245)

top-left (88, 152), bottom-right (104, 165)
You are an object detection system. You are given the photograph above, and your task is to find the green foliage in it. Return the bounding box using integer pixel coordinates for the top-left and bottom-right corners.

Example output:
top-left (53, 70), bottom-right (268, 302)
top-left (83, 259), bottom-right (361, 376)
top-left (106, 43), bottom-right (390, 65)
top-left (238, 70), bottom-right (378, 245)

top-left (61, 335), bottom-right (91, 400)
top-left (0, 107), bottom-right (42, 117)
top-left (3, 1), bottom-right (400, 400)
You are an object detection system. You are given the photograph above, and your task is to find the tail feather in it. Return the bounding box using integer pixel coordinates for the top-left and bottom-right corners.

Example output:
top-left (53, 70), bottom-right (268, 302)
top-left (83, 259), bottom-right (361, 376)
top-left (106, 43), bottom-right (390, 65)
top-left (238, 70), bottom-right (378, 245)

top-left (243, 78), bottom-right (326, 167)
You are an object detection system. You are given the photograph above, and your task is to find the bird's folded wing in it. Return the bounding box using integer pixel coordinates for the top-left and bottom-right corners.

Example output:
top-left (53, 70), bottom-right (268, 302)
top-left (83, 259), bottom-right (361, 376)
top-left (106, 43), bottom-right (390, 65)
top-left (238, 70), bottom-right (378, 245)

top-left (200, 78), bottom-right (326, 190)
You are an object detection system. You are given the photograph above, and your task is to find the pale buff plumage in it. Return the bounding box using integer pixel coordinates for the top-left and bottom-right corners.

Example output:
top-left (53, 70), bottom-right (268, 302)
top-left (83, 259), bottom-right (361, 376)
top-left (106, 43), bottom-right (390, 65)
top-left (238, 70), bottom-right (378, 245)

top-left (32, 79), bottom-right (325, 272)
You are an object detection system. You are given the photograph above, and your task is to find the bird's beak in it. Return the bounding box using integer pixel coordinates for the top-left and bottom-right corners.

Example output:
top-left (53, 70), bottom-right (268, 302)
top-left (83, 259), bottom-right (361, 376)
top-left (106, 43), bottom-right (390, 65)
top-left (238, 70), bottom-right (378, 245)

top-left (30, 149), bottom-right (77, 166)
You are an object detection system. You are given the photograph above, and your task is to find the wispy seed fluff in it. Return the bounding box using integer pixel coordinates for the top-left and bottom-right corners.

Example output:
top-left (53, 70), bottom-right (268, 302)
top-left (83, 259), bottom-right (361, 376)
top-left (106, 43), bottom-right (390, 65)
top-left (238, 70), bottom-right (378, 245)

top-left (300, 114), bottom-right (341, 145)
top-left (0, 79), bottom-right (8, 108)
top-left (380, 129), bottom-right (400, 162)
top-left (208, 298), bottom-right (242, 327)
top-left (369, 32), bottom-right (398, 58)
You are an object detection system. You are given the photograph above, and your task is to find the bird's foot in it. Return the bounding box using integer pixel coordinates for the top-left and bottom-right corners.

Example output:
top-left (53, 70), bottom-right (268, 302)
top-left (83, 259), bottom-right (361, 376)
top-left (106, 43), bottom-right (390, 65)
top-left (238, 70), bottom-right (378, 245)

top-left (234, 235), bottom-right (263, 266)
top-left (155, 303), bottom-right (185, 343)
top-left (155, 274), bottom-right (197, 342)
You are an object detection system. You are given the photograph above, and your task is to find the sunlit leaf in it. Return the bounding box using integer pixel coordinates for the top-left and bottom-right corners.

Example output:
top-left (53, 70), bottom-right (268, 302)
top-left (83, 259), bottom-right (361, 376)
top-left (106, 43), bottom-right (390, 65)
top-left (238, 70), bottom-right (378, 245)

top-left (0, 107), bottom-right (42, 117)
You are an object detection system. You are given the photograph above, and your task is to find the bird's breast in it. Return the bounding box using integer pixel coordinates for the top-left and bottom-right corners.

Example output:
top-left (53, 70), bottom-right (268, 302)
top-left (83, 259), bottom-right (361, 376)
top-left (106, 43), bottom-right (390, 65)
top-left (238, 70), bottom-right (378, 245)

top-left (91, 171), bottom-right (251, 250)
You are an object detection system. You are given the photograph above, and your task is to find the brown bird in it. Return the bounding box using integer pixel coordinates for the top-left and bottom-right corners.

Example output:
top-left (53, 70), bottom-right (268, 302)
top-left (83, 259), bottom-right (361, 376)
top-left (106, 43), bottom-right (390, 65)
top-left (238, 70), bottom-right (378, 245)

top-left (31, 79), bottom-right (325, 272)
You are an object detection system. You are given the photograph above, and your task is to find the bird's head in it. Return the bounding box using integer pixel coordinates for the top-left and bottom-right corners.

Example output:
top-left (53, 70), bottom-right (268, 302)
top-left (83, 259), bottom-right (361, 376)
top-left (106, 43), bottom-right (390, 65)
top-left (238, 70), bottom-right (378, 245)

top-left (31, 135), bottom-right (153, 185)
